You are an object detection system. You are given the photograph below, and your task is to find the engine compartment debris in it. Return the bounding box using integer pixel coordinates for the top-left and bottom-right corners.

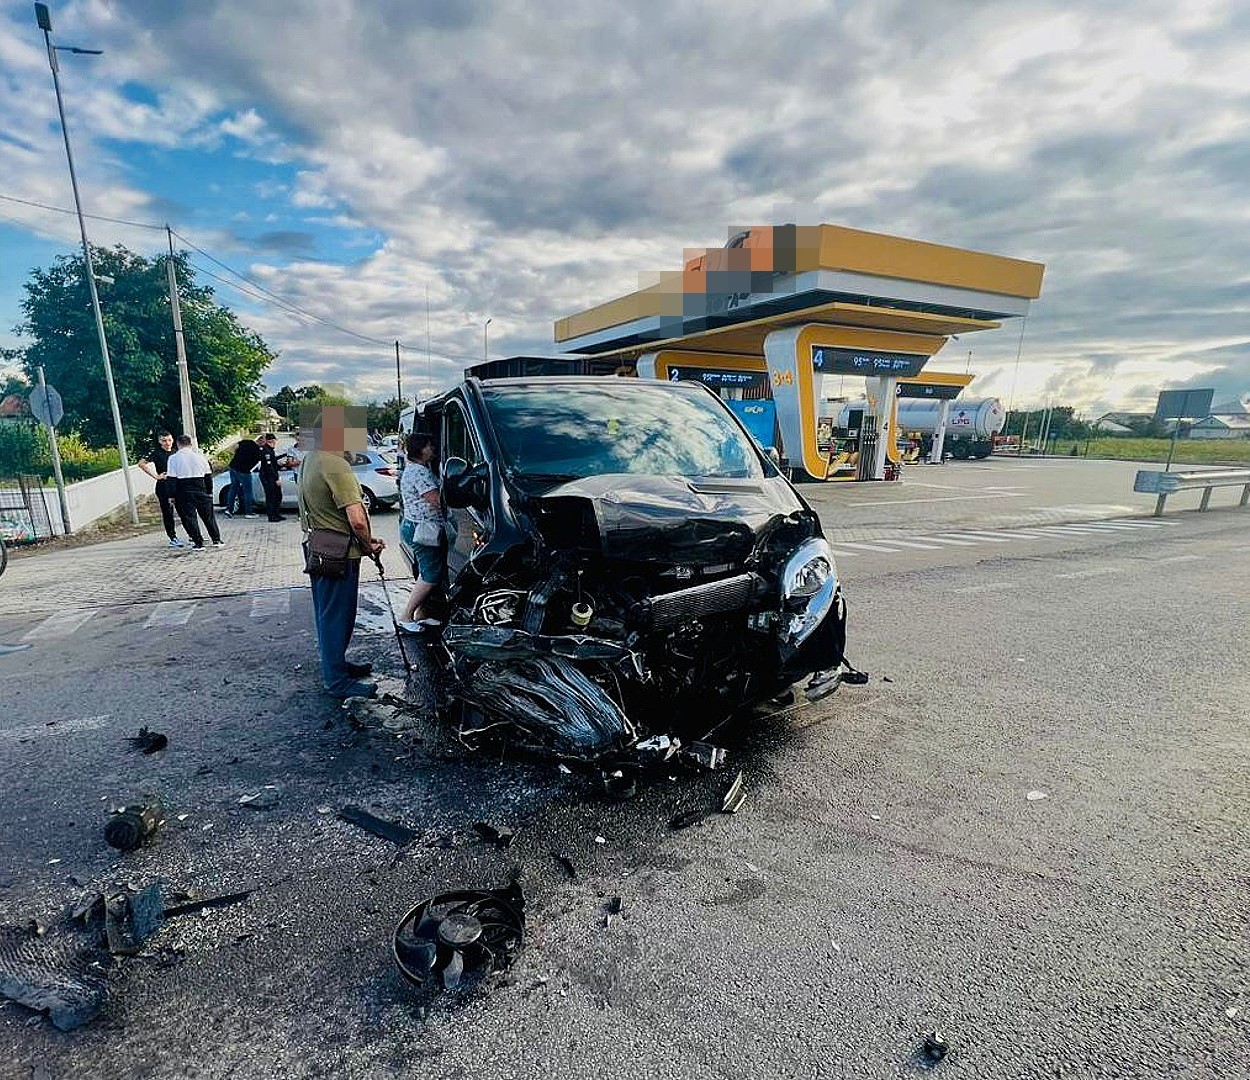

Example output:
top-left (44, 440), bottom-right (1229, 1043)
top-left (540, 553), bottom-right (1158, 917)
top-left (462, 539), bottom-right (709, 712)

top-left (337, 805), bottom-right (417, 846)
top-left (103, 803), bottom-right (164, 852)
top-left (126, 727), bottom-right (168, 754)
top-left (392, 886), bottom-right (525, 995)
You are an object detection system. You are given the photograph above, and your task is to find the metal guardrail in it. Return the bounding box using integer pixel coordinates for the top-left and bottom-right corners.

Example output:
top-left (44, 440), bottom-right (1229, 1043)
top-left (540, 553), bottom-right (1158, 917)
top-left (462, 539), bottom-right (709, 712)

top-left (1134, 468), bottom-right (1250, 517)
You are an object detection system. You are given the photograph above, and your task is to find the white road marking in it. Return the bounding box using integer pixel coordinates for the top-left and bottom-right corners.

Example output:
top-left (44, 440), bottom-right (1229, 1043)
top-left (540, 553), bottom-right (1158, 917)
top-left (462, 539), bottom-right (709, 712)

top-left (251, 590), bottom-right (292, 618)
top-left (21, 610), bottom-right (96, 641)
top-left (1158, 554), bottom-right (1203, 564)
top-left (843, 491), bottom-right (1025, 507)
top-left (877, 539), bottom-right (943, 550)
top-left (1055, 567), bottom-right (1123, 579)
top-left (942, 532), bottom-right (1015, 543)
top-left (830, 541), bottom-right (906, 553)
top-left (914, 535), bottom-right (980, 546)
top-left (145, 601), bottom-right (198, 628)
top-left (953, 582), bottom-right (1019, 593)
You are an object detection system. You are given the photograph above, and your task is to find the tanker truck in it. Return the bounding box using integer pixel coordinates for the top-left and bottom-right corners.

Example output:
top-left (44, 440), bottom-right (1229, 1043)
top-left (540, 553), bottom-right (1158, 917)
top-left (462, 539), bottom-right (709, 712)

top-left (831, 397), bottom-right (1006, 459)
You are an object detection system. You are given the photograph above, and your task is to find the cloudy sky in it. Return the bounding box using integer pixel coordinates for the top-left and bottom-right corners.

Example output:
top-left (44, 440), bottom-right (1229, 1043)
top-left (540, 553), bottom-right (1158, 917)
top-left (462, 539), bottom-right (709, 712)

top-left (2, 0), bottom-right (1249, 415)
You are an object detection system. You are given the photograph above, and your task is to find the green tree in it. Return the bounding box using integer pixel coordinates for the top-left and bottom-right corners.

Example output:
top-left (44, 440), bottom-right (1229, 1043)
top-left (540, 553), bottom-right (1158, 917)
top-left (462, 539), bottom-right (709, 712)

top-left (12, 245), bottom-right (273, 452)
top-left (366, 397), bottom-right (408, 434)
top-left (262, 383), bottom-right (353, 429)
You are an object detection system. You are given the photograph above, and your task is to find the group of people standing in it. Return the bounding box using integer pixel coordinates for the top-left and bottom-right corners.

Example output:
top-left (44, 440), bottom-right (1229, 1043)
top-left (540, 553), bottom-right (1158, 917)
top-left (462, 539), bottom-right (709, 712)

top-left (139, 432), bottom-right (293, 550)
top-left (137, 432), bottom-right (223, 551)
top-left (141, 418), bottom-right (453, 702)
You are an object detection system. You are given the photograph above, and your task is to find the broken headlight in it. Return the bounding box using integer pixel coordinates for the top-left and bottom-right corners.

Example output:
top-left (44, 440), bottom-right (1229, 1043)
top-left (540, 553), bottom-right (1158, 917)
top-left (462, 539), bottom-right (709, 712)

top-left (781, 539), bottom-right (836, 602)
top-left (779, 538), bottom-right (839, 650)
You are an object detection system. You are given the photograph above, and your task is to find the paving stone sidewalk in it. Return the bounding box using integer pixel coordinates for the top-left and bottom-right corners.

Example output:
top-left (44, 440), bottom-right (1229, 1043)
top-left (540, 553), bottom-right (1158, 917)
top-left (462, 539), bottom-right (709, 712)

top-left (0, 515), bottom-right (390, 616)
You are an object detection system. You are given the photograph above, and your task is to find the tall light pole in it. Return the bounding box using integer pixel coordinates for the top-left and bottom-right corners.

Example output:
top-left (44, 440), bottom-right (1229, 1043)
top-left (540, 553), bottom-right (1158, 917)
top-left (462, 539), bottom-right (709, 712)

top-left (483, 317), bottom-right (492, 361)
top-left (35, 2), bottom-right (137, 524)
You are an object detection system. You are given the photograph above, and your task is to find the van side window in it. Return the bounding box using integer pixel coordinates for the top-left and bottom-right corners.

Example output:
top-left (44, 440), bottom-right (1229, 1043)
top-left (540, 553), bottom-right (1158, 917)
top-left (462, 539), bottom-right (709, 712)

top-left (443, 401), bottom-right (482, 466)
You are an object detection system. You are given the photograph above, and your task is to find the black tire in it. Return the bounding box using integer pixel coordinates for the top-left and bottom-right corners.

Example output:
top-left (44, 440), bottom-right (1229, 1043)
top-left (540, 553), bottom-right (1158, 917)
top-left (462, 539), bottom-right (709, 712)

top-left (360, 487), bottom-right (376, 514)
top-left (950, 442), bottom-right (970, 460)
top-left (0, 536), bottom-right (7, 578)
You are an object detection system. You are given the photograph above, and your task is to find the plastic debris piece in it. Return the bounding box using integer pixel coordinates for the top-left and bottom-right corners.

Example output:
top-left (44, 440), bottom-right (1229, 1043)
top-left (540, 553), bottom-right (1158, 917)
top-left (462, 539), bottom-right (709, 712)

top-left (923, 1030), bottom-right (950, 1061)
top-left (552, 853), bottom-right (576, 881)
top-left (126, 727), bottom-right (168, 754)
top-left (238, 790), bottom-right (279, 810)
top-left (0, 925), bottom-right (106, 1031)
top-left (104, 884), bottom-right (164, 956)
top-left (472, 822), bottom-right (515, 849)
top-left (601, 769), bottom-right (637, 799)
top-left (682, 742), bottom-right (726, 771)
top-left (337, 805), bottom-right (417, 846)
top-left (1225, 1006), bottom-right (1239, 1019)
top-left (69, 893), bottom-right (104, 926)
top-left (721, 770), bottom-right (747, 814)
top-left (103, 803), bottom-right (164, 852)
top-left (0, 643), bottom-right (33, 656)
top-left (669, 807), bottom-right (708, 830)
top-left (26, 920), bottom-right (47, 939)
top-left (1026, 790), bottom-right (1048, 802)
top-left (604, 895), bottom-right (623, 928)
top-left (163, 889), bottom-right (253, 918)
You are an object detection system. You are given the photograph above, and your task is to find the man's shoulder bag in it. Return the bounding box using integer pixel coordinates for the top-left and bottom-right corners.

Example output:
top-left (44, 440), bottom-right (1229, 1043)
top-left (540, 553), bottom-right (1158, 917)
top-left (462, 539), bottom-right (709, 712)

top-left (304, 528), bottom-right (357, 579)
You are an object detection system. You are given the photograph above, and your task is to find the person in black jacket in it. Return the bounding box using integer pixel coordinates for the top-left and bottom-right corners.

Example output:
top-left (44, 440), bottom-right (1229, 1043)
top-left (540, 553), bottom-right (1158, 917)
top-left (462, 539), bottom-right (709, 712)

top-left (258, 433), bottom-right (285, 521)
top-left (138, 431), bottom-right (184, 547)
top-left (225, 437), bottom-right (262, 517)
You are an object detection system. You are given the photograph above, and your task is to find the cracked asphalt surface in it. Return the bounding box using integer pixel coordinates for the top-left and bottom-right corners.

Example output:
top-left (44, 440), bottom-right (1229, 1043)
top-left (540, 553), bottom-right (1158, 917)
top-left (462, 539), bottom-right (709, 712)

top-left (0, 464), bottom-right (1246, 1078)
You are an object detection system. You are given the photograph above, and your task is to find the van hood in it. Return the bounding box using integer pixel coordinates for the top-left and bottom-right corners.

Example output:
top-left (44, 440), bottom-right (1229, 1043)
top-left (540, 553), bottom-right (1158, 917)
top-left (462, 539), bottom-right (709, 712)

top-left (528, 473), bottom-right (805, 566)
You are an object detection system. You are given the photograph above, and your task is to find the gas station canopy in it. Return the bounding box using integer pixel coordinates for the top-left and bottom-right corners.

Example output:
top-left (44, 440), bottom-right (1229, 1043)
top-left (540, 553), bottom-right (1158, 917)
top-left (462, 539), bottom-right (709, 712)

top-left (553, 224), bottom-right (1044, 480)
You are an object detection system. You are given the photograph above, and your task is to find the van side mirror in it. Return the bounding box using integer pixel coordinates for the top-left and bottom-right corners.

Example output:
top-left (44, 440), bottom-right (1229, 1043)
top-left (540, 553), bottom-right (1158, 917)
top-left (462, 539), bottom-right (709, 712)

top-left (442, 456), bottom-right (488, 510)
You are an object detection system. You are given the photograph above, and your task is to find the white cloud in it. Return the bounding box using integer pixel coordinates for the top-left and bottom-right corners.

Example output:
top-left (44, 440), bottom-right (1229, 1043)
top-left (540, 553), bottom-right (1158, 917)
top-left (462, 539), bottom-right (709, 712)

top-left (2, 0), bottom-right (1250, 412)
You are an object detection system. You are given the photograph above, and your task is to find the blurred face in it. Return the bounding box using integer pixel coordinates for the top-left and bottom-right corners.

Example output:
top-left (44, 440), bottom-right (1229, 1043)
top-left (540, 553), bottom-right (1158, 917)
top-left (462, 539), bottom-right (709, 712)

top-left (158, 435), bottom-right (174, 451)
top-left (299, 405), bottom-right (368, 454)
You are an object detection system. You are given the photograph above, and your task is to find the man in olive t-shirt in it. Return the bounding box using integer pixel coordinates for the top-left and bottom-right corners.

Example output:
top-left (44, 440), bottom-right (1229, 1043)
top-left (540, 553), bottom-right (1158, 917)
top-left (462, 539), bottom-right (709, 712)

top-left (298, 447), bottom-right (385, 699)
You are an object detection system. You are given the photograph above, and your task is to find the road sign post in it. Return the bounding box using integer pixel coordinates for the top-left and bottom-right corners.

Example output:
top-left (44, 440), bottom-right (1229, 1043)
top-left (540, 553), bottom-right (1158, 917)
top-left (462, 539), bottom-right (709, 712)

top-left (31, 368), bottom-right (72, 535)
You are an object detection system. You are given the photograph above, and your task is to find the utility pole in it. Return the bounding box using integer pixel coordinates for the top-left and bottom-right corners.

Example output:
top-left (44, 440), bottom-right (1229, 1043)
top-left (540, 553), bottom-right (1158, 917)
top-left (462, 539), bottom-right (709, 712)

top-left (166, 226), bottom-right (196, 442)
top-left (394, 340), bottom-right (402, 410)
top-left (36, 2), bottom-right (137, 524)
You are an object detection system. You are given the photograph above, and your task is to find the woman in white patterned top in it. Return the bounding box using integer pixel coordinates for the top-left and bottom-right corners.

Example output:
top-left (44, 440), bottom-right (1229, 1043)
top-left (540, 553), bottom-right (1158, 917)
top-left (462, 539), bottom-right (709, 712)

top-left (398, 432), bottom-right (446, 631)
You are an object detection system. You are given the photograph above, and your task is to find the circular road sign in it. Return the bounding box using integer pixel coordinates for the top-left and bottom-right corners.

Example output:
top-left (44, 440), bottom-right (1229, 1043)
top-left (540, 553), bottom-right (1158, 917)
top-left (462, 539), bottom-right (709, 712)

top-left (29, 385), bottom-right (64, 427)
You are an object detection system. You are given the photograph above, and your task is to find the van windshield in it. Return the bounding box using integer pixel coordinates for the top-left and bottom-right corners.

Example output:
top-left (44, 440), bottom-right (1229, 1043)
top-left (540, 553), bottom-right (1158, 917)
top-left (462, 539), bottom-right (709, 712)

top-left (481, 382), bottom-right (765, 483)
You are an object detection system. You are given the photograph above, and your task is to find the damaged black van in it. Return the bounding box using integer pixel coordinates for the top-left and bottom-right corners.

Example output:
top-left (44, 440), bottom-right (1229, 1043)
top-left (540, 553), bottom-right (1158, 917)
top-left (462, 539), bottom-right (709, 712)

top-left (402, 376), bottom-right (855, 762)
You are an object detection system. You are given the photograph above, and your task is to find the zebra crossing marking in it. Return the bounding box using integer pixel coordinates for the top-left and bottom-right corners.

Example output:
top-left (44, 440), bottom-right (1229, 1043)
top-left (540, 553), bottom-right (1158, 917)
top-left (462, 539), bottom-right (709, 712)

top-left (145, 601), bottom-right (198, 628)
top-left (250, 590), bottom-right (292, 618)
top-left (22, 610), bottom-right (96, 642)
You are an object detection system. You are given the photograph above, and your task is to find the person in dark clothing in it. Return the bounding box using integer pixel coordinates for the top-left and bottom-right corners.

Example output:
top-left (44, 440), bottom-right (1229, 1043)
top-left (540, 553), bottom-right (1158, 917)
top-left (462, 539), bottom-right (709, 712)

top-left (226, 437), bottom-right (262, 517)
top-left (167, 436), bottom-right (222, 549)
top-left (258, 433), bottom-right (285, 521)
top-left (138, 431), bottom-right (184, 548)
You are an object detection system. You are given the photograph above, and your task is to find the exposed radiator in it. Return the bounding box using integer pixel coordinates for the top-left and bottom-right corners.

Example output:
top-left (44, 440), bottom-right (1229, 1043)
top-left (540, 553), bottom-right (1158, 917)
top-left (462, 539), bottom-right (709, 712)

top-left (645, 573), bottom-right (761, 629)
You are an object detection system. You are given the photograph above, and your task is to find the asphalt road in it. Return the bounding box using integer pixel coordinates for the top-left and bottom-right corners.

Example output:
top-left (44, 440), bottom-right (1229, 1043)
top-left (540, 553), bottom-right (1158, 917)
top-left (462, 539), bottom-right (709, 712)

top-left (0, 465), bottom-right (1246, 1078)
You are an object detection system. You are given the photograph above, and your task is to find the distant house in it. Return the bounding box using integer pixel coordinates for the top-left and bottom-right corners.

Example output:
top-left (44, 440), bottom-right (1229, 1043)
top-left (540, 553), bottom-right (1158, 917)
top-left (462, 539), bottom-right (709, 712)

top-left (1091, 416), bottom-right (1134, 434)
top-left (0, 394), bottom-right (26, 419)
top-left (1187, 392), bottom-right (1250, 439)
top-left (1092, 411), bottom-right (1152, 433)
top-left (1189, 414), bottom-right (1250, 440)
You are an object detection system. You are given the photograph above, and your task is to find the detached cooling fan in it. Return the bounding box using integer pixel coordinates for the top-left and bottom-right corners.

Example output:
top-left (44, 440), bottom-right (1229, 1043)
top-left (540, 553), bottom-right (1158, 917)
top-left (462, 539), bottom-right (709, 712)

top-left (392, 886), bottom-right (525, 992)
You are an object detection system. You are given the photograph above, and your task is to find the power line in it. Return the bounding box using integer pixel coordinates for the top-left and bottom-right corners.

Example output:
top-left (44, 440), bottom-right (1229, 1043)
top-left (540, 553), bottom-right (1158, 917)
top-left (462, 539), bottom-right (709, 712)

top-left (0, 191), bottom-right (163, 230)
top-left (169, 227), bottom-right (395, 349)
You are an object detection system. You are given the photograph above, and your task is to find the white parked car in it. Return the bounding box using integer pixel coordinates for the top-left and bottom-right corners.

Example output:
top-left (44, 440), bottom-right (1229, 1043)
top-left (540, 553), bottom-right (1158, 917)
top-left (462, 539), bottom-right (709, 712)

top-left (213, 450), bottom-right (401, 514)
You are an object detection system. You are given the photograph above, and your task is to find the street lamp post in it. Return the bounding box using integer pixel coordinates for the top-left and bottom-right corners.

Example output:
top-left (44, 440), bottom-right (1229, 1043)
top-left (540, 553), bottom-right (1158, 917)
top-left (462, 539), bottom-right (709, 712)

top-left (35, 2), bottom-right (138, 525)
top-left (483, 318), bottom-right (492, 361)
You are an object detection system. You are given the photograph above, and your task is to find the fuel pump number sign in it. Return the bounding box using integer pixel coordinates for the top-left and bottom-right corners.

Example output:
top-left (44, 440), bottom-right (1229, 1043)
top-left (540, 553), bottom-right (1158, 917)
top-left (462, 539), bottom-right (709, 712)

top-left (811, 347), bottom-right (927, 378)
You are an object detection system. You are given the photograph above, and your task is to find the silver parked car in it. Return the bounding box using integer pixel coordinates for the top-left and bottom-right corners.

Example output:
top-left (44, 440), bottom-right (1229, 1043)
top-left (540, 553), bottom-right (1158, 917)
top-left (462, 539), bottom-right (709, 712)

top-left (214, 449), bottom-right (401, 514)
